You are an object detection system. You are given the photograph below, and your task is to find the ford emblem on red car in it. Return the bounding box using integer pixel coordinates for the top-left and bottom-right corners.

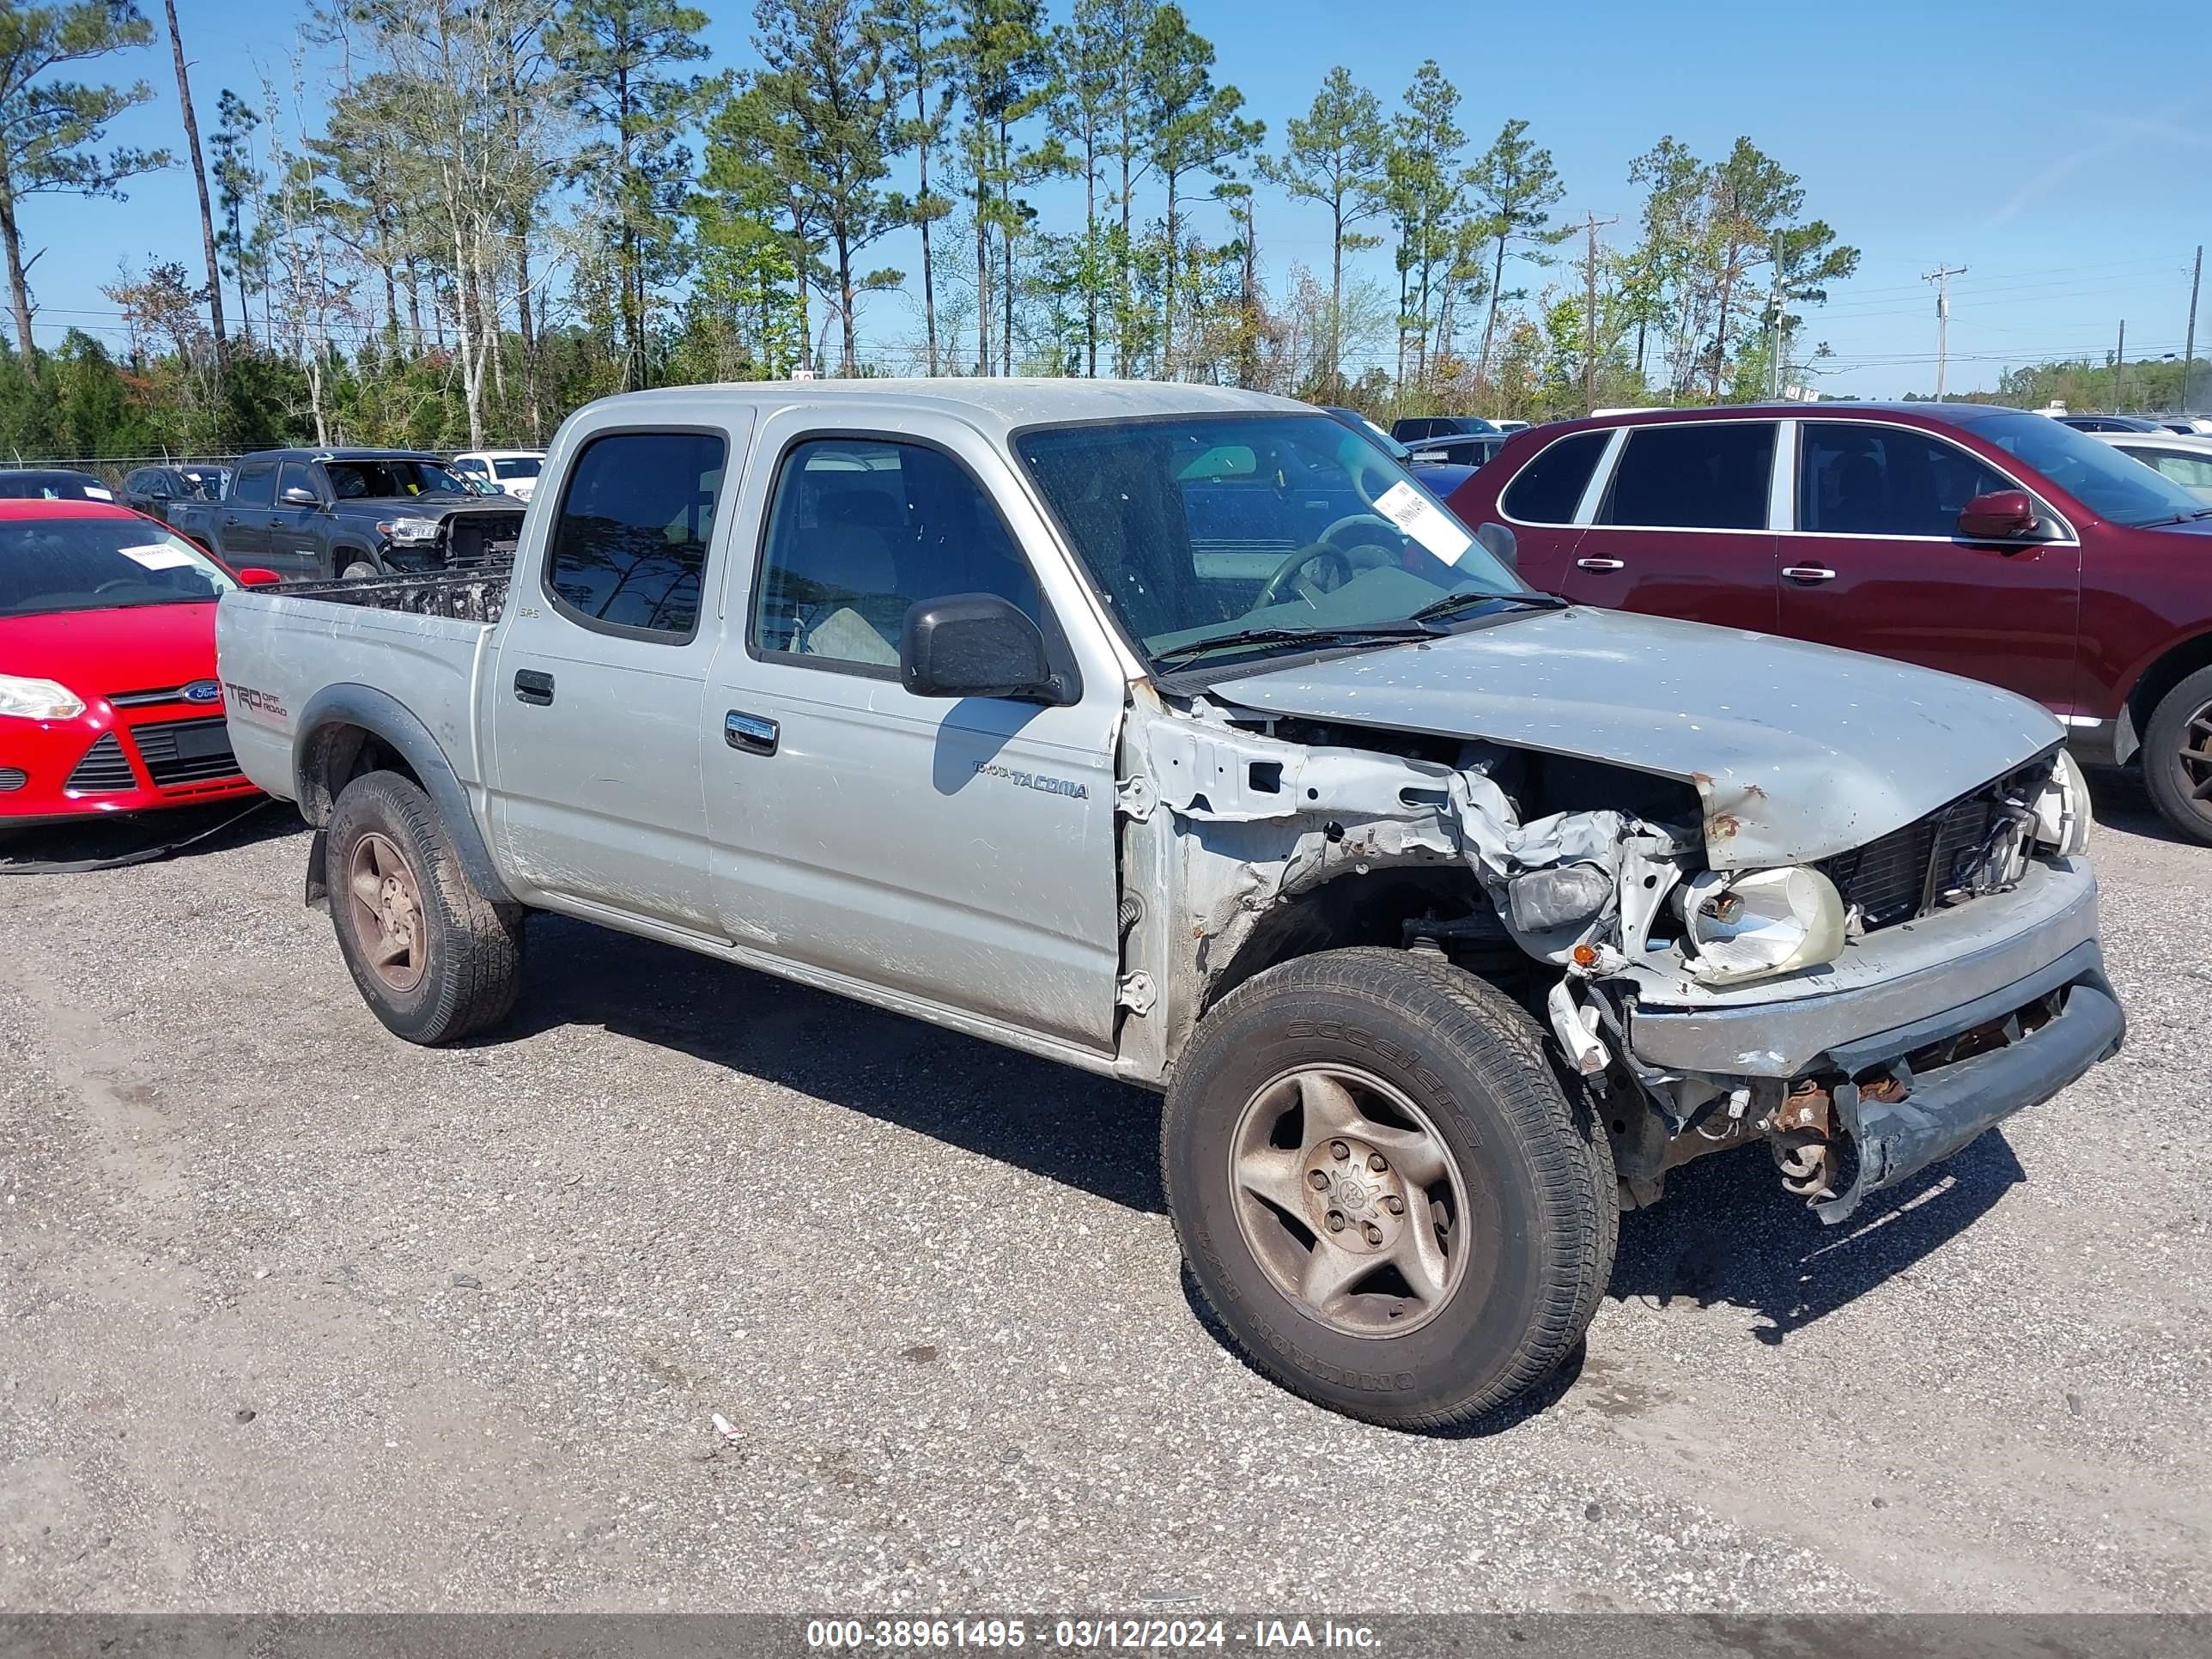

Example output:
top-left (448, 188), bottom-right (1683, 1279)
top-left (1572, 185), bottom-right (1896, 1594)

top-left (184, 678), bottom-right (222, 703)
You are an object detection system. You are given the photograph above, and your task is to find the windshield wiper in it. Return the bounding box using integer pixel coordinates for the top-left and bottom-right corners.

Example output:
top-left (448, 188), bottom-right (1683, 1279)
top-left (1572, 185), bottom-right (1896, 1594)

top-left (1407, 588), bottom-right (1571, 624)
top-left (1150, 621), bottom-right (1439, 669)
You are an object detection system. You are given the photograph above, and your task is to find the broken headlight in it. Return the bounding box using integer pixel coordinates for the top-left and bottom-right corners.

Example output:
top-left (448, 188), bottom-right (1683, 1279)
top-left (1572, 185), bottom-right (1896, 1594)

top-left (2032, 750), bottom-right (2092, 857)
top-left (1679, 866), bottom-right (1846, 986)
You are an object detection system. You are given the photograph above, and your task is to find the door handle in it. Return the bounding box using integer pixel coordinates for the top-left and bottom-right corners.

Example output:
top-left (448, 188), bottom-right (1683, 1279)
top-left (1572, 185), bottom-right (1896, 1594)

top-left (1783, 565), bottom-right (1838, 583)
top-left (513, 669), bottom-right (555, 706)
top-left (1575, 556), bottom-right (1626, 572)
top-left (224, 516), bottom-right (240, 526)
top-left (725, 710), bottom-right (778, 755)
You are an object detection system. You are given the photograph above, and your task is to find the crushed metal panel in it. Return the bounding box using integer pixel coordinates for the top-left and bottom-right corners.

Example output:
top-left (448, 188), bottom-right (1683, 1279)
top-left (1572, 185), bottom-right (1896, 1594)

top-left (1208, 605), bottom-right (2063, 869)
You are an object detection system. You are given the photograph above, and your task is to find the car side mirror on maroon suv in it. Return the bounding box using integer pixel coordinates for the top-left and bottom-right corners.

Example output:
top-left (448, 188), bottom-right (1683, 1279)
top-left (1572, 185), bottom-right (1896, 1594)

top-left (1957, 489), bottom-right (2038, 540)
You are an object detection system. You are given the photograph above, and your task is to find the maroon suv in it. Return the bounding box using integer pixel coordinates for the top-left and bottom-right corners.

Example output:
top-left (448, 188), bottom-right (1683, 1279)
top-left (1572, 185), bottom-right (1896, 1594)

top-left (1445, 403), bottom-right (2212, 842)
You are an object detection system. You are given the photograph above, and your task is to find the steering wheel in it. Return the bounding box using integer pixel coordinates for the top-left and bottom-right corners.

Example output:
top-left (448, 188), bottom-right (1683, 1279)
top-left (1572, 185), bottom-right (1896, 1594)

top-left (1319, 510), bottom-right (1399, 551)
top-left (1255, 541), bottom-right (1356, 609)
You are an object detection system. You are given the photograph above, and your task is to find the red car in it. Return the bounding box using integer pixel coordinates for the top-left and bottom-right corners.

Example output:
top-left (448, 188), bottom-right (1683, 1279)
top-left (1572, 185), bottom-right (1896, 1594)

top-left (0, 500), bottom-right (279, 826)
top-left (1445, 403), bottom-right (2212, 843)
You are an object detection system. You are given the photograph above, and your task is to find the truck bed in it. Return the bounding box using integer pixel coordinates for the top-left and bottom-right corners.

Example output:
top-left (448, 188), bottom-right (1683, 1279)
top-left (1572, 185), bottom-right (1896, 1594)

top-left (215, 570), bottom-right (508, 809)
top-left (274, 568), bottom-right (511, 623)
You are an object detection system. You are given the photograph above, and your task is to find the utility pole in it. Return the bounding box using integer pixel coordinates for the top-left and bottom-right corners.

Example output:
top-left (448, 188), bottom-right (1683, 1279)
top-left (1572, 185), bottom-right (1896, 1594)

top-left (2185, 246), bottom-right (2203, 416)
top-left (2116, 318), bottom-right (2126, 411)
top-left (1581, 212), bottom-right (1616, 415)
top-left (1923, 264), bottom-right (1966, 400)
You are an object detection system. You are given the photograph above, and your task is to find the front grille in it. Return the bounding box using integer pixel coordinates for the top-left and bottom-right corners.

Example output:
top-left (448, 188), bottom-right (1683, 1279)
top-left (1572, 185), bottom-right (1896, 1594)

top-left (444, 512), bottom-right (524, 568)
top-left (109, 684), bottom-right (187, 708)
top-left (0, 766), bottom-right (26, 792)
top-left (130, 716), bottom-right (241, 787)
top-left (1816, 771), bottom-right (2036, 933)
top-left (65, 732), bottom-right (137, 793)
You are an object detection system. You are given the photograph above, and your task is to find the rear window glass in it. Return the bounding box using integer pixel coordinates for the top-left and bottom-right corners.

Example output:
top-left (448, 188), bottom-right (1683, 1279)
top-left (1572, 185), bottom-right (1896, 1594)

top-left (1500, 430), bottom-right (1609, 525)
top-left (1601, 422), bottom-right (1775, 531)
top-left (544, 431), bottom-right (725, 641)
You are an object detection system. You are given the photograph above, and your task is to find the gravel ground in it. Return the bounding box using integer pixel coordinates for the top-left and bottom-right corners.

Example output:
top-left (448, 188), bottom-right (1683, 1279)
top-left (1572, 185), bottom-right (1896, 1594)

top-left (0, 775), bottom-right (2206, 1615)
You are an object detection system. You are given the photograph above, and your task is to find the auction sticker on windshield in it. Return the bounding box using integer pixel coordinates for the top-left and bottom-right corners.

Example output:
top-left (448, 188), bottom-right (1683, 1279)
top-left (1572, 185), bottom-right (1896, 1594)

top-left (118, 544), bottom-right (200, 571)
top-left (1374, 479), bottom-right (1473, 563)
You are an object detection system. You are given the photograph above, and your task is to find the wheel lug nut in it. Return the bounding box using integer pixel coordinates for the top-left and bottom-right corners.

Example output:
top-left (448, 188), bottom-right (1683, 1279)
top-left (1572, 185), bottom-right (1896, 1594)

top-left (1329, 1140), bottom-right (1349, 1161)
top-left (1325, 1211), bottom-right (1346, 1232)
top-left (1362, 1222), bottom-right (1384, 1245)
top-left (1306, 1170), bottom-right (1328, 1190)
top-left (1368, 1153), bottom-right (1387, 1173)
top-left (1383, 1194), bottom-right (1405, 1215)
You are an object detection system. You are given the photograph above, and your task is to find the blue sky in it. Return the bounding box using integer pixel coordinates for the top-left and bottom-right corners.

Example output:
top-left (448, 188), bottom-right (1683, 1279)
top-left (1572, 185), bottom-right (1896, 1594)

top-left (31, 0), bottom-right (2212, 398)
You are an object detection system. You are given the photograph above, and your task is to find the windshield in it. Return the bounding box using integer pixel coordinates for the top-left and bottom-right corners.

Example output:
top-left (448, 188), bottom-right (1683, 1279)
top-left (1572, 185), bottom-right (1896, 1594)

top-left (1016, 412), bottom-right (1523, 668)
top-left (324, 458), bottom-right (469, 499)
top-left (493, 456), bottom-right (542, 479)
top-left (1970, 411), bottom-right (2209, 526)
top-left (0, 518), bottom-right (237, 616)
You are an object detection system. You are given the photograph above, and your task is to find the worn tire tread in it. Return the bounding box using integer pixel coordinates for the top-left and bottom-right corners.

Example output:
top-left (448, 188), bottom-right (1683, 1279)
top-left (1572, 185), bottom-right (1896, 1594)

top-left (328, 770), bottom-right (522, 1044)
top-left (1162, 947), bottom-right (1616, 1431)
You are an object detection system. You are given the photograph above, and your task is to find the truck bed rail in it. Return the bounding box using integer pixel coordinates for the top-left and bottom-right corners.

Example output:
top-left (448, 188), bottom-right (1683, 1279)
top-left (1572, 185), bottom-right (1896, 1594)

top-left (276, 568), bottom-right (511, 623)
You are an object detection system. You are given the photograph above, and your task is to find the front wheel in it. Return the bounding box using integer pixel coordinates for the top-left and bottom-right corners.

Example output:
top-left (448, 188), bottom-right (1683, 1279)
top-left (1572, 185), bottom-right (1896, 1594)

top-left (2143, 665), bottom-right (2212, 846)
top-left (1162, 949), bottom-right (1615, 1430)
top-left (326, 769), bottom-right (523, 1043)
top-left (338, 554), bottom-right (383, 581)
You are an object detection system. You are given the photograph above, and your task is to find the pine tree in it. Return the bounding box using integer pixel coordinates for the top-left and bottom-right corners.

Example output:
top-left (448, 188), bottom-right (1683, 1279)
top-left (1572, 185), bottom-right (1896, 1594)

top-left (1261, 66), bottom-right (1384, 400)
top-left (0, 0), bottom-right (168, 371)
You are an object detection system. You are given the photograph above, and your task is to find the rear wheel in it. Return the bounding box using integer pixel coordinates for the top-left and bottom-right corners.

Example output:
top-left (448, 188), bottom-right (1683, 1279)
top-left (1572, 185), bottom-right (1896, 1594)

top-left (326, 770), bottom-right (522, 1043)
top-left (1162, 948), bottom-right (1615, 1430)
top-left (2142, 665), bottom-right (2212, 846)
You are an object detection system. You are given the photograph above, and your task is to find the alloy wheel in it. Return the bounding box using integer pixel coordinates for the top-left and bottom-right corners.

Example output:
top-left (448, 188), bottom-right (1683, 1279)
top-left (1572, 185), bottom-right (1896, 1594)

top-left (347, 830), bottom-right (427, 994)
top-left (1228, 1065), bottom-right (1472, 1339)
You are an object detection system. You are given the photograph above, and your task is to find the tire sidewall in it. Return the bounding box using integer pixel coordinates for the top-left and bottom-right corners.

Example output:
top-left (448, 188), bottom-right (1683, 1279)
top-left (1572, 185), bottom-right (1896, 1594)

top-left (2145, 666), bottom-right (2212, 846)
top-left (1166, 969), bottom-right (1563, 1421)
top-left (326, 774), bottom-right (469, 1042)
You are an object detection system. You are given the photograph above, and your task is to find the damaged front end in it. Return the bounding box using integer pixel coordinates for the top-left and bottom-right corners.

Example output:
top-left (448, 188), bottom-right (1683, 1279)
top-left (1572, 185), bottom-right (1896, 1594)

top-left (1121, 687), bottom-right (2118, 1225)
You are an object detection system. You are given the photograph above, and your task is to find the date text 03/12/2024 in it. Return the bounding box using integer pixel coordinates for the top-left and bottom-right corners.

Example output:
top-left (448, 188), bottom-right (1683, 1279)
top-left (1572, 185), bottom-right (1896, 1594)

top-left (804, 1619), bottom-right (1382, 1650)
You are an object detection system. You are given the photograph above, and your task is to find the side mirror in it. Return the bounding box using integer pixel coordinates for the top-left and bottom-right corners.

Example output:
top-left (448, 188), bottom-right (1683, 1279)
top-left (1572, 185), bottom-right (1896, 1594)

top-left (1958, 489), bottom-right (2037, 540)
top-left (280, 485), bottom-right (319, 507)
top-left (234, 567), bottom-right (283, 587)
top-left (1475, 522), bottom-right (1518, 572)
top-left (901, 592), bottom-right (1062, 703)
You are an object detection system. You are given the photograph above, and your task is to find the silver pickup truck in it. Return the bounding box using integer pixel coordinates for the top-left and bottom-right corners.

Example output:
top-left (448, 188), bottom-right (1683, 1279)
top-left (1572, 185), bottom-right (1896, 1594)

top-left (216, 381), bottom-right (2122, 1429)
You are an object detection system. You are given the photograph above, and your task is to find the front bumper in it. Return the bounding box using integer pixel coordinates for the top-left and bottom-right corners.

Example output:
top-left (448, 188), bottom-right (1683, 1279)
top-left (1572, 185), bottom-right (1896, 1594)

top-left (1, 708), bottom-right (259, 825)
top-left (1809, 943), bottom-right (2121, 1220)
top-left (1621, 857), bottom-right (2123, 1223)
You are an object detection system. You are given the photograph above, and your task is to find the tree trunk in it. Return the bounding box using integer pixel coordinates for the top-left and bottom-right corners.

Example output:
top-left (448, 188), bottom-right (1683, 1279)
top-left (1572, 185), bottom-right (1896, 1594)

top-left (162, 0), bottom-right (228, 366)
top-left (1084, 138), bottom-right (1097, 377)
top-left (447, 197), bottom-right (486, 447)
top-left (1239, 199), bottom-right (1258, 390)
top-left (914, 65), bottom-right (938, 376)
top-left (1116, 138), bottom-right (1132, 377)
top-left (1711, 263), bottom-right (1737, 401)
top-left (836, 227), bottom-right (857, 375)
top-left (516, 223), bottom-right (540, 439)
top-left (0, 183), bottom-right (36, 373)
top-left (1162, 170), bottom-right (1178, 380)
top-left (1476, 235), bottom-right (1507, 398)
top-left (1328, 198), bottom-right (1343, 397)
top-left (975, 197), bottom-right (990, 375)
top-left (999, 118), bottom-right (1013, 377)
